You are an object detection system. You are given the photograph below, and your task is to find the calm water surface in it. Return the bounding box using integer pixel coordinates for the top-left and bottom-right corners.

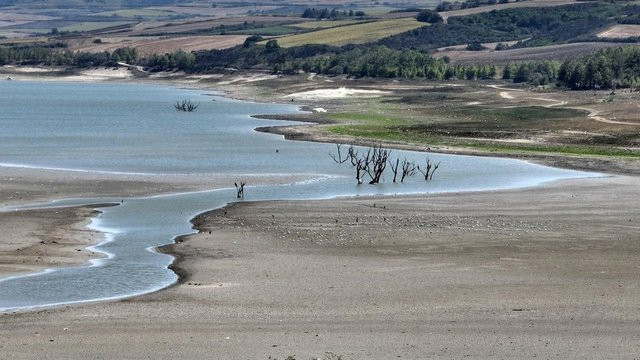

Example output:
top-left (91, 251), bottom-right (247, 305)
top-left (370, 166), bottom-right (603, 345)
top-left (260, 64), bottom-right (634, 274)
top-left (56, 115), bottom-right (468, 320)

top-left (0, 81), bottom-right (598, 311)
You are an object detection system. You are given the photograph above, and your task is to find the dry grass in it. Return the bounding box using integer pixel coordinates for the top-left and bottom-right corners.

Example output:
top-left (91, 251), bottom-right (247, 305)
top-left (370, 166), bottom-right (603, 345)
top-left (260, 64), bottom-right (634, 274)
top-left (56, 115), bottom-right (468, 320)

top-left (598, 25), bottom-right (640, 39)
top-left (270, 18), bottom-right (425, 47)
top-left (69, 35), bottom-right (247, 55)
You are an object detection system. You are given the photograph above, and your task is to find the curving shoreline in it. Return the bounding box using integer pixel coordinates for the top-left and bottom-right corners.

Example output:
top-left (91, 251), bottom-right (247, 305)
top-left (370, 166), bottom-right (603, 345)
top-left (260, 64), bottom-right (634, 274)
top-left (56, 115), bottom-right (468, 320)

top-left (1, 175), bottom-right (635, 357)
top-left (0, 78), bottom-right (603, 312)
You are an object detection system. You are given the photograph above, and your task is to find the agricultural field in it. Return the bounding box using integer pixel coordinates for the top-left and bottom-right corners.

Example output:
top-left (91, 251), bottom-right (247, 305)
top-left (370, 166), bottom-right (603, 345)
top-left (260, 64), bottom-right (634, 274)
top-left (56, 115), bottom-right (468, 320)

top-left (439, 0), bottom-right (578, 21)
top-left (598, 25), bottom-right (640, 39)
top-left (59, 21), bottom-right (135, 33)
top-left (90, 9), bottom-right (179, 19)
top-left (433, 42), bottom-right (635, 64)
top-left (69, 35), bottom-right (248, 56)
top-left (288, 19), bottom-right (369, 30)
top-left (150, 5), bottom-right (280, 17)
top-left (270, 18), bottom-right (425, 47)
top-left (125, 16), bottom-right (303, 36)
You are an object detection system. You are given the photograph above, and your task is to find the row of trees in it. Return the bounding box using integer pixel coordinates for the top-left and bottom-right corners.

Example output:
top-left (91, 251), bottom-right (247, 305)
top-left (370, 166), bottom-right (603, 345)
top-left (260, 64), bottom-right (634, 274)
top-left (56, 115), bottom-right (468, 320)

top-left (0, 44), bottom-right (139, 68)
top-left (279, 46), bottom-right (497, 80)
top-left (436, 0), bottom-right (513, 12)
top-left (330, 144), bottom-right (440, 185)
top-left (2, 37), bottom-right (638, 91)
top-left (301, 8), bottom-right (365, 19)
top-left (501, 46), bottom-right (640, 90)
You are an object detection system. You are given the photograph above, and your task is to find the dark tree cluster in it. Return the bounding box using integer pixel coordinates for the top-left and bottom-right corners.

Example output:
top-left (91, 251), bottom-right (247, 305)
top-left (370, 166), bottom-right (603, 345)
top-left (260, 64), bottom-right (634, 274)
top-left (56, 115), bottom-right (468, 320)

top-left (0, 44), bottom-right (138, 68)
top-left (380, 3), bottom-right (638, 51)
top-left (436, 0), bottom-right (513, 12)
top-left (280, 46), bottom-right (497, 80)
top-left (501, 46), bottom-right (640, 90)
top-left (502, 61), bottom-right (560, 85)
top-left (416, 9), bottom-right (443, 24)
top-left (302, 8), bottom-right (365, 19)
top-left (557, 46), bottom-right (640, 90)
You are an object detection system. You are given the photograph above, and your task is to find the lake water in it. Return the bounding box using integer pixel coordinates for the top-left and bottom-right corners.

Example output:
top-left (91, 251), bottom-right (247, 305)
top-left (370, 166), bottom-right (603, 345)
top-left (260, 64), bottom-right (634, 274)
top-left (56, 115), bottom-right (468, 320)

top-left (0, 81), bottom-right (598, 312)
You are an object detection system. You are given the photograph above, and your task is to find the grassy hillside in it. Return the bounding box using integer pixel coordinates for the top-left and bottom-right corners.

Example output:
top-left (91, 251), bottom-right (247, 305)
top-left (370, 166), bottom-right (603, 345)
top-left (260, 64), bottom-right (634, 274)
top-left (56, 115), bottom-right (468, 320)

top-left (272, 18), bottom-right (425, 47)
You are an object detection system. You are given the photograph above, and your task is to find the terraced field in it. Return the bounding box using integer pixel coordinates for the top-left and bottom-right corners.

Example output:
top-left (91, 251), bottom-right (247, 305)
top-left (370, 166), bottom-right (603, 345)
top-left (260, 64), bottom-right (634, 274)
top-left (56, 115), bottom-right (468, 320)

top-left (271, 18), bottom-right (425, 47)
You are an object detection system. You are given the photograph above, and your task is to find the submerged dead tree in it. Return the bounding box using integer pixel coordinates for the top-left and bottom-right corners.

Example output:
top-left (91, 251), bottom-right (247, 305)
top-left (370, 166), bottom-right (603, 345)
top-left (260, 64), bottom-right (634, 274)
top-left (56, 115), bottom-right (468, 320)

top-left (348, 146), bottom-right (370, 185)
top-left (364, 145), bottom-right (391, 184)
top-left (330, 144), bottom-right (394, 185)
top-left (234, 181), bottom-right (246, 199)
top-left (417, 158), bottom-right (441, 181)
top-left (389, 158), bottom-right (400, 182)
top-left (400, 158), bottom-right (417, 182)
top-left (174, 99), bottom-right (199, 112)
top-left (329, 144), bottom-right (349, 164)
top-left (389, 157), bottom-right (418, 183)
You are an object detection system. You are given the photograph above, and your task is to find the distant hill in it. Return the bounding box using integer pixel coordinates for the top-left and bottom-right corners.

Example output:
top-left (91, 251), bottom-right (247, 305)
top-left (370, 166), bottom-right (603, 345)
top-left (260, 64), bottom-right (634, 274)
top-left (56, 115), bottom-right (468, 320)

top-left (0, 0), bottom-right (181, 9)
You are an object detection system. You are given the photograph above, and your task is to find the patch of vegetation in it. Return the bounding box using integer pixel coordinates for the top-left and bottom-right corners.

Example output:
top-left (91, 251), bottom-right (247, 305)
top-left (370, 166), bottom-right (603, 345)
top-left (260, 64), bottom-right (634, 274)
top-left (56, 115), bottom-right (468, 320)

top-left (503, 46), bottom-right (640, 90)
top-left (323, 104), bottom-right (640, 158)
top-left (281, 45), bottom-right (497, 79)
top-left (302, 8), bottom-right (366, 20)
top-left (379, 3), bottom-right (640, 51)
top-left (328, 124), bottom-right (640, 158)
top-left (416, 9), bottom-right (443, 24)
top-left (437, 0), bottom-right (516, 12)
top-left (271, 19), bottom-right (424, 47)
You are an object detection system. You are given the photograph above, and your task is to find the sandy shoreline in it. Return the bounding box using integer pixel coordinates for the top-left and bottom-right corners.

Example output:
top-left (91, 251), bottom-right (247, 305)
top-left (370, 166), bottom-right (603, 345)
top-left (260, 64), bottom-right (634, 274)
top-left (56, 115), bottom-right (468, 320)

top-left (0, 164), bottom-right (316, 279)
top-left (0, 205), bottom-right (107, 277)
top-left (1, 176), bottom-right (640, 358)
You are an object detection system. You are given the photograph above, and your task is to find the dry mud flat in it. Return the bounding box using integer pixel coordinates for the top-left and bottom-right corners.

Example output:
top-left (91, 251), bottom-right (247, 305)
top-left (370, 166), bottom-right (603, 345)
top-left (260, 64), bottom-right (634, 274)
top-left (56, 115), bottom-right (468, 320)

top-left (1, 176), bottom-right (640, 358)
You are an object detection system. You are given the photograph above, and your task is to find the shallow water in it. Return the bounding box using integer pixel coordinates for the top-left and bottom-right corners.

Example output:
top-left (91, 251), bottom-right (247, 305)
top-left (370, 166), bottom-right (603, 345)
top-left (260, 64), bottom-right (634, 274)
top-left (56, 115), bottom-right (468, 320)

top-left (0, 81), bottom-right (598, 311)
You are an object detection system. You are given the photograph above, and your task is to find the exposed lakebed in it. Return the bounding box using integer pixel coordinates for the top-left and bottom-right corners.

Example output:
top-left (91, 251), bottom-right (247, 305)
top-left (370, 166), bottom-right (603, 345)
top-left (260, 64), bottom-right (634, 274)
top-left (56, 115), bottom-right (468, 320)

top-left (0, 81), bottom-right (598, 311)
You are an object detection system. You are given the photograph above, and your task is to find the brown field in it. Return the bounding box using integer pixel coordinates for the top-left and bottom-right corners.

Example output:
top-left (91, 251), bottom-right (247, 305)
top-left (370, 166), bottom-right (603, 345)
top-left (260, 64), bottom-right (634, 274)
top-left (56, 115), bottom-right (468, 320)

top-left (70, 35), bottom-right (247, 55)
top-left (150, 5), bottom-right (279, 17)
top-left (122, 16), bottom-right (302, 36)
top-left (598, 25), bottom-right (640, 39)
top-left (433, 42), bottom-right (635, 64)
top-left (0, 12), bottom-right (53, 22)
top-left (440, 0), bottom-right (577, 21)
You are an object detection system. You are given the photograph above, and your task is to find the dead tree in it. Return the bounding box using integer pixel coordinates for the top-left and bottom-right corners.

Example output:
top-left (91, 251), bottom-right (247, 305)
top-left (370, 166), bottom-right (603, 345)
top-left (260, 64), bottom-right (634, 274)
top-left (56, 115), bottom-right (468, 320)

top-left (234, 181), bottom-right (246, 199)
top-left (364, 145), bottom-right (391, 184)
top-left (174, 99), bottom-right (199, 112)
top-left (400, 158), bottom-right (417, 182)
top-left (417, 158), bottom-right (441, 181)
top-left (329, 144), bottom-right (348, 164)
top-left (389, 158), bottom-right (400, 182)
top-left (347, 146), bottom-right (370, 185)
